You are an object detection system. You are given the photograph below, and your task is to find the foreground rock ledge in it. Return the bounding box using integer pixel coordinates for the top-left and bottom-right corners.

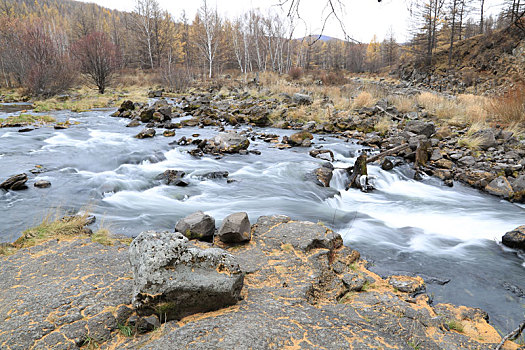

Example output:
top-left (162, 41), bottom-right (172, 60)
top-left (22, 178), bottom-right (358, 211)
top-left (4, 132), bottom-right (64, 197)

top-left (0, 218), bottom-right (516, 350)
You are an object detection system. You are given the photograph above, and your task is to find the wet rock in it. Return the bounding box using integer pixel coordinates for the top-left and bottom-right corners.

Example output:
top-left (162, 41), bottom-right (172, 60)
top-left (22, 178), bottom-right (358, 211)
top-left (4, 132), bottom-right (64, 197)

top-left (119, 100), bottom-right (135, 112)
top-left (314, 166), bottom-right (333, 187)
top-left (126, 120), bottom-right (141, 127)
top-left (163, 130), bottom-right (175, 137)
top-left (198, 171), bottom-right (229, 180)
top-left (502, 226), bottom-right (525, 250)
top-left (140, 109), bottom-right (156, 123)
top-left (485, 176), bottom-right (514, 199)
top-left (472, 129), bottom-right (497, 150)
top-left (18, 127), bottom-right (34, 132)
top-left (511, 175), bottom-right (525, 193)
top-left (0, 173), bottom-right (28, 191)
top-left (405, 120), bottom-right (435, 138)
top-left (206, 131), bottom-right (250, 154)
top-left (175, 211), bottom-right (215, 241)
top-left (288, 131), bottom-right (314, 147)
top-left (381, 158), bottom-right (394, 171)
top-left (218, 212), bottom-right (251, 243)
top-left (389, 275), bottom-right (426, 294)
top-left (135, 128), bottom-right (156, 139)
top-left (129, 230), bottom-right (244, 321)
top-left (292, 93), bottom-right (313, 105)
top-left (160, 170), bottom-right (186, 185)
top-left (34, 180), bottom-right (51, 188)
top-left (310, 149), bottom-right (334, 161)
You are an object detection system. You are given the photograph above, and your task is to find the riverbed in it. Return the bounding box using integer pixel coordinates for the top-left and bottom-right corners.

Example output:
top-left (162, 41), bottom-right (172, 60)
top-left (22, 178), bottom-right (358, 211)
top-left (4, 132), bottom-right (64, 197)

top-left (0, 102), bottom-right (524, 333)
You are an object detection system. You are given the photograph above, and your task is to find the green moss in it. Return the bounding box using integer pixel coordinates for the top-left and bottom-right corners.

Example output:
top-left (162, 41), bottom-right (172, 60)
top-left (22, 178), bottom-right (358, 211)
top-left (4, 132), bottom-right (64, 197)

top-left (0, 114), bottom-right (56, 127)
top-left (446, 320), bottom-right (464, 333)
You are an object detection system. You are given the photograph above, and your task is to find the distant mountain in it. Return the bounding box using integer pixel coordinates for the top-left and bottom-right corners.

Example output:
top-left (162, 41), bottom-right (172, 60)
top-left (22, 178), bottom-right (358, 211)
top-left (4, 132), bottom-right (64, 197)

top-left (300, 34), bottom-right (341, 42)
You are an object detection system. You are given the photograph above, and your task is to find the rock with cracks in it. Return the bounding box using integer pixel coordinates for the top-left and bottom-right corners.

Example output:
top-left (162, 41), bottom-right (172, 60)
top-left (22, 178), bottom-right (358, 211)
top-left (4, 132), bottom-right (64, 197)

top-left (218, 212), bottom-right (251, 243)
top-left (129, 230), bottom-right (244, 321)
top-left (502, 226), bottom-right (525, 250)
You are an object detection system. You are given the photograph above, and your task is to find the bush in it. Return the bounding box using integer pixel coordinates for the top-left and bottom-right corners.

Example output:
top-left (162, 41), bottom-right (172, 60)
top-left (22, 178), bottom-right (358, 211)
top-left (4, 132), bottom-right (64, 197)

top-left (488, 84), bottom-right (525, 124)
top-left (288, 67), bottom-right (303, 80)
top-left (320, 71), bottom-right (348, 86)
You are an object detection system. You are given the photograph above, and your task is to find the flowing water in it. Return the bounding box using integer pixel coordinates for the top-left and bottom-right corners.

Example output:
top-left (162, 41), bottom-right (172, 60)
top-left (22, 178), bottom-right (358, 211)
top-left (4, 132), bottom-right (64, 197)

top-left (1, 103), bottom-right (524, 333)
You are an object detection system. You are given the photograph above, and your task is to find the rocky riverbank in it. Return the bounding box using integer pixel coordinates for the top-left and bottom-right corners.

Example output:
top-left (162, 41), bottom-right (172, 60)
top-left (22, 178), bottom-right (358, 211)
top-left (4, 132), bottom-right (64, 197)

top-left (0, 215), bottom-right (520, 349)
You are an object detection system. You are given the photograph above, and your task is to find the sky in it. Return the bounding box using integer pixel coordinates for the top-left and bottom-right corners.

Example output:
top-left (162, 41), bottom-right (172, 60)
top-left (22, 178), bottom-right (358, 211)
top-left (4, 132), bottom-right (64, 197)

top-left (78, 0), bottom-right (507, 43)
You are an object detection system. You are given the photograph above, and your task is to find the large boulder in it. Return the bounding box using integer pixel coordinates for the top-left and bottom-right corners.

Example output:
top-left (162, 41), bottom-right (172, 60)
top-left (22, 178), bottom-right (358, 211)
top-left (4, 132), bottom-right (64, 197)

top-left (218, 212), bottom-right (251, 243)
top-left (404, 120), bottom-right (435, 138)
top-left (485, 176), bottom-right (514, 199)
top-left (175, 211), bottom-right (215, 241)
top-left (288, 131), bottom-right (314, 147)
top-left (129, 230), bottom-right (244, 321)
top-left (314, 166), bottom-right (333, 187)
top-left (208, 132), bottom-right (250, 154)
top-left (140, 108), bottom-right (156, 123)
top-left (292, 93), bottom-right (313, 105)
top-left (0, 174), bottom-right (28, 191)
top-left (472, 129), bottom-right (497, 150)
top-left (159, 170), bottom-right (188, 186)
top-left (502, 226), bottom-right (525, 250)
top-left (119, 100), bottom-right (135, 112)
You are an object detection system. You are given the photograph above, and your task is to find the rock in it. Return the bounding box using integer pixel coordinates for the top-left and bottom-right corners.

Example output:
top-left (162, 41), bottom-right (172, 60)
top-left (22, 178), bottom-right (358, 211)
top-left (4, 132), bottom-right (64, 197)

top-left (389, 275), bottom-right (426, 294)
top-left (126, 120), bottom-right (141, 127)
top-left (381, 158), bottom-right (394, 171)
top-left (405, 121), bottom-right (435, 138)
top-left (485, 176), bottom-right (514, 199)
top-left (198, 171), bottom-right (229, 180)
top-left (292, 93), bottom-right (313, 105)
top-left (472, 129), bottom-right (497, 150)
top-left (175, 211), bottom-right (215, 241)
top-left (34, 180), bottom-right (51, 188)
top-left (511, 175), bottom-right (525, 193)
top-left (148, 90), bottom-right (163, 98)
top-left (136, 315), bottom-right (161, 333)
top-left (129, 230), bottom-right (244, 321)
top-left (140, 109), bottom-right (155, 123)
top-left (119, 100), bottom-right (135, 112)
top-left (208, 132), bottom-right (250, 154)
top-left (218, 212), bottom-right (251, 243)
top-left (310, 149), bottom-right (334, 161)
top-left (342, 273), bottom-right (366, 292)
top-left (18, 127), bottom-right (34, 132)
top-left (0, 173), bottom-right (28, 191)
top-left (458, 156), bottom-right (476, 167)
top-left (160, 170), bottom-right (186, 185)
top-left (135, 128), bottom-right (156, 139)
top-left (288, 131), bottom-right (314, 147)
top-left (314, 166), bottom-right (333, 187)
top-left (163, 130), bottom-right (175, 137)
top-left (502, 226), bottom-right (525, 250)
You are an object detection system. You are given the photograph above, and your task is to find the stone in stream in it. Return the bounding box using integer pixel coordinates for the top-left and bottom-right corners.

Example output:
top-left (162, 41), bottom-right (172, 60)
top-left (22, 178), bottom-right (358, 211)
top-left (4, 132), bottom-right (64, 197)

top-left (135, 128), bottom-right (156, 139)
top-left (502, 226), bottom-right (525, 250)
top-left (34, 180), bottom-right (51, 188)
top-left (218, 212), bottom-right (251, 243)
top-left (381, 158), bottom-right (394, 171)
top-left (288, 131), bottom-right (314, 147)
top-left (310, 149), bottom-right (334, 161)
top-left (159, 170), bottom-right (187, 186)
top-left (388, 275), bottom-right (426, 294)
top-left (0, 173), bottom-right (28, 191)
top-left (126, 120), bottom-right (141, 127)
top-left (129, 230), bottom-right (244, 321)
top-left (163, 130), bottom-right (175, 137)
top-left (175, 211), bottom-right (215, 241)
top-left (314, 165), bottom-right (334, 187)
top-left (205, 131), bottom-right (250, 154)
top-left (198, 171), bottom-right (229, 180)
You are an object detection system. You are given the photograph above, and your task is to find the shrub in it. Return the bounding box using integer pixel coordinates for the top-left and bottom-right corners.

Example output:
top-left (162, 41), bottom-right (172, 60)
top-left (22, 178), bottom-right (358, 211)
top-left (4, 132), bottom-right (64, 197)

top-left (487, 84), bottom-right (525, 124)
top-left (288, 67), bottom-right (303, 80)
top-left (353, 91), bottom-right (375, 109)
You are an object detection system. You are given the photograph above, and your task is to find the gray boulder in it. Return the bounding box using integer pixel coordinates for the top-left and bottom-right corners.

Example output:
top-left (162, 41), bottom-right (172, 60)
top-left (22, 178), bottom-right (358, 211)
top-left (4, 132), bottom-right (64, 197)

top-left (485, 176), bottom-right (514, 199)
top-left (292, 93), bottom-right (313, 105)
top-left (218, 212), bottom-right (251, 243)
top-left (472, 129), bottom-right (497, 150)
top-left (405, 120), bottom-right (435, 138)
top-left (129, 230), bottom-right (244, 321)
top-left (502, 226), bottom-right (525, 250)
top-left (208, 132), bottom-right (250, 154)
top-left (511, 175), bottom-right (525, 193)
top-left (175, 211), bottom-right (215, 241)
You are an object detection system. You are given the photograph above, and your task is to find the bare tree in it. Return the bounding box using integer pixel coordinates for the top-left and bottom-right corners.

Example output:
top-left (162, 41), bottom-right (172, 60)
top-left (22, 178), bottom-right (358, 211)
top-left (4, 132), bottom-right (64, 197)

top-left (194, 0), bottom-right (221, 78)
top-left (72, 31), bottom-right (120, 94)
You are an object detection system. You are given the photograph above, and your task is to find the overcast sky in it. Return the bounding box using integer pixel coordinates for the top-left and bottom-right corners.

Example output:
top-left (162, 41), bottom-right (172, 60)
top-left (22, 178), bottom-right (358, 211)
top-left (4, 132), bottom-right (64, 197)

top-left (78, 0), bottom-right (507, 43)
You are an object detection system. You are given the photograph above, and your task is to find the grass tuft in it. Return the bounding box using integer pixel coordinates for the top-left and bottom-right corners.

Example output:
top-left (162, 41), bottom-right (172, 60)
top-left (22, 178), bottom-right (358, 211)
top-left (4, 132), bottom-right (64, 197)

top-left (353, 92), bottom-right (376, 109)
top-left (0, 114), bottom-right (56, 127)
top-left (446, 319), bottom-right (464, 333)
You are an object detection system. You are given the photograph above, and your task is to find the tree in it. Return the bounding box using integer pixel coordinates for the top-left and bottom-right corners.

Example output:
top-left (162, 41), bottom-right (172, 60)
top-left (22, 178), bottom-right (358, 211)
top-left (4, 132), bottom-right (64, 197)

top-left (194, 0), bottom-right (221, 78)
top-left (72, 31), bottom-right (120, 94)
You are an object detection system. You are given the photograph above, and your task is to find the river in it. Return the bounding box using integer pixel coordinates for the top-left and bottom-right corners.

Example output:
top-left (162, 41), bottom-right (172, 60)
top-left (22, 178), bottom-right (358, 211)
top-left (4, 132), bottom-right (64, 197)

top-left (1, 102), bottom-right (524, 334)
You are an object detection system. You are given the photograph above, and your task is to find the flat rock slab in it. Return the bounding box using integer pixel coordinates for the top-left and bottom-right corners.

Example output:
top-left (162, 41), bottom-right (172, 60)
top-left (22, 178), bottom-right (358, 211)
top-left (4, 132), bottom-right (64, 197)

top-left (0, 239), bottom-right (133, 350)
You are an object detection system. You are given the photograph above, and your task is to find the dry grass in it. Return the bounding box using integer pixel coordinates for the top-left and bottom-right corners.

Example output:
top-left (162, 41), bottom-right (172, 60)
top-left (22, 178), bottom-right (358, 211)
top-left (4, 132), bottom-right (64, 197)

top-left (392, 96), bottom-right (417, 113)
top-left (458, 135), bottom-right (483, 150)
top-left (374, 116), bottom-right (393, 135)
top-left (0, 114), bottom-right (56, 127)
top-left (487, 85), bottom-right (525, 124)
top-left (353, 91), bottom-right (376, 109)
